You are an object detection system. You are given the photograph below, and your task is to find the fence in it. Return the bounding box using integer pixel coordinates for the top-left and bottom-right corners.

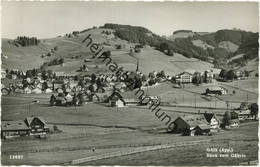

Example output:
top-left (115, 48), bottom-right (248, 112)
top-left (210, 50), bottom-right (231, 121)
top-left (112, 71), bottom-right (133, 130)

top-left (67, 139), bottom-right (211, 165)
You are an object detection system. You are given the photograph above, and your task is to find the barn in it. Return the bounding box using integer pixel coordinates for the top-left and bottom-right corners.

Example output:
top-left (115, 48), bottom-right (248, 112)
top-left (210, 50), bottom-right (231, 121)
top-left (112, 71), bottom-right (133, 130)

top-left (24, 117), bottom-right (49, 135)
top-left (1, 120), bottom-right (31, 139)
top-left (173, 115), bottom-right (210, 136)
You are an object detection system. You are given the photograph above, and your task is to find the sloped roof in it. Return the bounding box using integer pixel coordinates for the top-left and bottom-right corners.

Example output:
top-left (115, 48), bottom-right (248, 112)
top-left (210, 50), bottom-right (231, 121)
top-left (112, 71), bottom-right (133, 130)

top-left (230, 119), bottom-right (239, 124)
top-left (177, 71), bottom-right (193, 77)
top-left (203, 113), bottom-right (220, 123)
top-left (2, 120), bottom-right (31, 131)
top-left (176, 114), bottom-right (209, 128)
top-left (107, 92), bottom-right (126, 104)
top-left (233, 109), bottom-right (251, 115)
top-left (25, 116), bottom-right (47, 126)
top-left (196, 123), bottom-right (211, 130)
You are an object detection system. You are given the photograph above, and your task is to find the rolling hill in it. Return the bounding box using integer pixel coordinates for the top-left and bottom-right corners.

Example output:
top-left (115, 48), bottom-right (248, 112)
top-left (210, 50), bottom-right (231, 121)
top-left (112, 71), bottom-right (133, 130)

top-left (1, 24), bottom-right (258, 76)
top-left (1, 26), bottom-right (214, 76)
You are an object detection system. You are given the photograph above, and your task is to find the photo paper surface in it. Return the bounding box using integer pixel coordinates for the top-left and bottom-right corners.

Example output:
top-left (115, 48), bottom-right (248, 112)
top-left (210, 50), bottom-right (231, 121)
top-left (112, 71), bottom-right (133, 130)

top-left (1, 1), bottom-right (259, 166)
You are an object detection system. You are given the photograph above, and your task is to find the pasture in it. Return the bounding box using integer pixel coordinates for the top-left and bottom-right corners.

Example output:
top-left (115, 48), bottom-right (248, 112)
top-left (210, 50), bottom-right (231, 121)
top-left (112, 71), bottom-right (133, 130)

top-left (1, 81), bottom-right (258, 165)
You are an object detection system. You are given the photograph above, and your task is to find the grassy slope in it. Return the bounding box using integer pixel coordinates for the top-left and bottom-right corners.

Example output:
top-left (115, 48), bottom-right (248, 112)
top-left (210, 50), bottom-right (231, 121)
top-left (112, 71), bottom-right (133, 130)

top-left (2, 93), bottom-right (258, 165)
top-left (2, 28), bottom-right (214, 75)
top-left (84, 122), bottom-right (258, 166)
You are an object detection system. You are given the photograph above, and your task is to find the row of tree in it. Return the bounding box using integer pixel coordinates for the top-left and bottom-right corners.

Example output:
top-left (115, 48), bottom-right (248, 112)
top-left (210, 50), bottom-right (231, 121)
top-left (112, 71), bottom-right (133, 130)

top-left (15, 36), bottom-right (40, 47)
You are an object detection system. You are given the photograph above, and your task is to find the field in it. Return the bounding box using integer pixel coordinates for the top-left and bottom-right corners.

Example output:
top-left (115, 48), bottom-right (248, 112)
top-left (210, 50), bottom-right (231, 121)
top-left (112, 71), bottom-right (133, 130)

top-left (1, 78), bottom-right (258, 165)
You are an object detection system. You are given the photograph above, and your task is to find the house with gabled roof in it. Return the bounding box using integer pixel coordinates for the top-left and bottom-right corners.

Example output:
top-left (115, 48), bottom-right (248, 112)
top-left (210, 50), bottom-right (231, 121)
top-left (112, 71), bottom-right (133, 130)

top-left (203, 113), bottom-right (221, 132)
top-left (175, 72), bottom-right (193, 83)
top-left (173, 115), bottom-right (210, 136)
top-left (24, 116), bottom-right (49, 135)
top-left (107, 92), bottom-right (126, 107)
top-left (232, 109), bottom-right (254, 121)
top-left (1, 120), bottom-right (31, 139)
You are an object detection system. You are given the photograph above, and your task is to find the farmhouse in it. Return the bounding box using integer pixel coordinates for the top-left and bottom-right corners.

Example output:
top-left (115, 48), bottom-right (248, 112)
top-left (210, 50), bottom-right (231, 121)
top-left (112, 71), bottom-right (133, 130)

top-left (1, 120), bottom-right (31, 139)
top-left (175, 72), bottom-right (193, 83)
top-left (24, 116), bottom-right (49, 135)
top-left (107, 92), bottom-right (126, 107)
top-left (173, 115), bottom-right (210, 136)
top-left (233, 110), bottom-right (254, 121)
top-left (205, 86), bottom-right (228, 95)
top-left (88, 93), bottom-right (100, 102)
top-left (139, 96), bottom-right (159, 105)
top-left (203, 113), bottom-right (221, 132)
top-left (229, 119), bottom-right (239, 128)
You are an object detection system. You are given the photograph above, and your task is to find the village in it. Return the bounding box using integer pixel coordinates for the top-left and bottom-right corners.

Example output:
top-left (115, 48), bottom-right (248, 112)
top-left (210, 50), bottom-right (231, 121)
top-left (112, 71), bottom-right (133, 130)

top-left (2, 36), bottom-right (259, 165)
top-left (1, 47), bottom-right (258, 139)
top-left (1, 2), bottom-right (259, 165)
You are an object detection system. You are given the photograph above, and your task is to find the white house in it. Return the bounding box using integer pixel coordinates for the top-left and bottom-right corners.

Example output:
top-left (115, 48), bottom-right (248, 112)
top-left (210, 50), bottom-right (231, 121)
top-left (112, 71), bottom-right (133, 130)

top-left (175, 72), bottom-right (193, 83)
top-left (1, 69), bottom-right (6, 78)
top-left (206, 86), bottom-right (228, 95)
top-left (203, 113), bottom-right (221, 132)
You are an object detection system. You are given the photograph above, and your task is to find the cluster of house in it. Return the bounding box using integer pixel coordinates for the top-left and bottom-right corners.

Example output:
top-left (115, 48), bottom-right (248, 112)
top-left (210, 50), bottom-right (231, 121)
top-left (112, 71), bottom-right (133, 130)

top-left (172, 105), bottom-right (255, 136)
top-left (173, 113), bottom-right (220, 136)
top-left (1, 116), bottom-right (49, 139)
top-left (174, 68), bottom-right (221, 84)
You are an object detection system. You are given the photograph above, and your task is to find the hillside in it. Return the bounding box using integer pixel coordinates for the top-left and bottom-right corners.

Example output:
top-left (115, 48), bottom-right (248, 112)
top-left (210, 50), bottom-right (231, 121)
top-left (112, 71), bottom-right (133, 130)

top-left (1, 26), bottom-right (214, 76)
top-left (2, 24), bottom-right (258, 75)
top-left (169, 30), bottom-right (195, 40)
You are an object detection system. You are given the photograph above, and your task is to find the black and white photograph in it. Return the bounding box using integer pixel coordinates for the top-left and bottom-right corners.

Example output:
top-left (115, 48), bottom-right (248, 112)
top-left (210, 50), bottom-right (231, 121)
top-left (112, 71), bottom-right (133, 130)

top-left (1, 1), bottom-right (259, 166)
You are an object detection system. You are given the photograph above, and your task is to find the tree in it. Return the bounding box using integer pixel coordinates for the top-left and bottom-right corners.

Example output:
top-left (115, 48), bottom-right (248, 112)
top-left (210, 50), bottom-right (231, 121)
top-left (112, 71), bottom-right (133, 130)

top-left (244, 70), bottom-right (249, 77)
top-left (219, 69), bottom-right (227, 79)
top-left (26, 70), bottom-right (32, 78)
top-left (157, 70), bottom-right (166, 78)
top-left (83, 64), bottom-right (87, 71)
top-left (78, 79), bottom-right (85, 88)
top-left (204, 71), bottom-right (208, 83)
top-left (167, 49), bottom-right (174, 56)
top-left (223, 111), bottom-right (231, 128)
top-left (192, 73), bottom-right (202, 85)
top-left (42, 70), bottom-right (48, 80)
top-left (141, 74), bottom-right (147, 82)
top-left (59, 58), bottom-right (64, 64)
top-left (134, 76), bottom-right (142, 89)
top-left (250, 103), bottom-right (258, 120)
top-left (226, 70), bottom-right (236, 80)
top-left (148, 72), bottom-right (155, 79)
top-left (158, 42), bottom-right (169, 52)
top-left (54, 46), bottom-right (58, 51)
top-left (91, 73), bottom-right (97, 84)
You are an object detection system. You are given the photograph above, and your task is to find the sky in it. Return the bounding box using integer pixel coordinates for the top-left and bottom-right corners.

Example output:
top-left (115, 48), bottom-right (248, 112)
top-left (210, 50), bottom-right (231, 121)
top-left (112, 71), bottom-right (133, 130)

top-left (1, 1), bottom-right (259, 39)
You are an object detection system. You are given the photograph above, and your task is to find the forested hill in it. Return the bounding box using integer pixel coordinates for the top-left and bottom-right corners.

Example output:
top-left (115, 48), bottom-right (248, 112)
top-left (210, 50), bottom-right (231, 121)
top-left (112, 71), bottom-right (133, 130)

top-left (102, 23), bottom-right (212, 62)
top-left (103, 23), bottom-right (258, 68)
